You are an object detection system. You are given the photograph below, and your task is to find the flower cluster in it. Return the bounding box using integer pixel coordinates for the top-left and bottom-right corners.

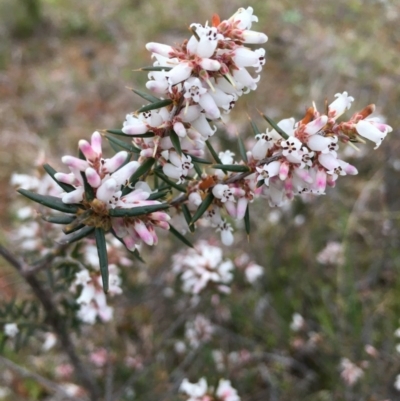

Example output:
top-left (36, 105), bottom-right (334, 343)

top-left (172, 241), bottom-right (234, 294)
top-left (180, 378), bottom-right (240, 401)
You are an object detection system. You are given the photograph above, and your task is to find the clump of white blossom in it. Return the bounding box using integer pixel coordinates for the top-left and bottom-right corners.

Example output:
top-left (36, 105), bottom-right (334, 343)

top-left (340, 358), bottom-right (364, 387)
top-left (180, 377), bottom-right (240, 401)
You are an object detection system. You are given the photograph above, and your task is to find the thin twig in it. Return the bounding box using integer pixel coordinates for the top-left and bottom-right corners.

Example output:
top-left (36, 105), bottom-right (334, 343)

top-left (0, 355), bottom-right (88, 401)
top-left (0, 243), bottom-right (101, 401)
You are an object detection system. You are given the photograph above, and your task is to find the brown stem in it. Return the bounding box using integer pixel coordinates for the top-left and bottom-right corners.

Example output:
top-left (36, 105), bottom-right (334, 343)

top-left (0, 244), bottom-right (101, 401)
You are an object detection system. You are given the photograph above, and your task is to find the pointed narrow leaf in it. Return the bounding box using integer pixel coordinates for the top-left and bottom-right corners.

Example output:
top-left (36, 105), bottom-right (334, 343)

top-left (249, 118), bottom-right (261, 136)
top-left (105, 134), bottom-right (140, 154)
top-left (43, 164), bottom-right (75, 193)
top-left (193, 162), bottom-right (202, 177)
top-left (205, 140), bottom-right (222, 164)
top-left (256, 179), bottom-right (264, 188)
top-left (108, 203), bottom-right (169, 217)
top-left (244, 205), bottom-right (250, 235)
top-left (154, 170), bottom-right (186, 192)
top-left (148, 188), bottom-right (171, 200)
top-left (124, 157), bottom-right (155, 191)
top-left (181, 204), bottom-right (194, 233)
top-left (106, 129), bottom-right (155, 138)
top-left (262, 114), bottom-right (289, 139)
top-left (111, 229), bottom-right (146, 263)
top-left (137, 99), bottom-right (173, 113)
top-left (212, 164), bottom-right (250, 173)
top-left (59, 226), bottom-right (95, 244)
top-left (95, 228), bottom-right (109, 293)
top-left (140, 66), bottom-right (172, 72)
top-left (169, 225), bottom-right (194, 248)
top-left (184, 154), bottom-right (211, 164)
top-left (237, 135), bottom-right (248, 163)
top-left (191, 192), bottom-right (214, 225)
top-left (18, 189), bottom-right (79, 213)
top-left (169, 129), bottom-right (182, 156)
top-left (41, 214), bottom-right (75, 225)
top-left (131, 89), bottom-right (160, 103)
top-left (78, 150), bottom-right (95, 202)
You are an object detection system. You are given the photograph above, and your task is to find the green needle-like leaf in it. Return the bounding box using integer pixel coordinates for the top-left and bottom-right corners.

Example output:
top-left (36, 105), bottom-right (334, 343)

top-left (108, 203), bottom-right (169, 217)
top-left (249, 118), bottom-right (261, 136)
top-left (169, 225), bottom-right (194, 248)
top-left (60, 226), bottom-right (95, 244)
top-left (181, 204), bottom-right (194, 233)
top-left (237, 135), bottom-right (248, 163)
top-left (18, 189), bottom-right (79, 214)
top-left (193, 162), bottom-right (202, 177)
top-left (95, 228), bottom-right (109, 293)
top-left (169, 130), bottom-right (182, 156)
top-left (131, 89), bottom-right (160, 103)
top-left (41, 214), bottom-right (76, 225)
top-left (205, 140), bottom-right (222, 164)
top-left (123, 158), bottom-right (155, 193)
top-left (137, 99), bottom-right (173, 113)
top-left (261, 114), bottom-right (289, 139)
top-left (190, 192), bottom-right (214, 225)
top-left (140, 66), bottom-right (172, 72)
top-left (244, 205), bottom-right (250, 235)
top-left (148, 188), bottom-right (171, 200)
top-left (105, 135), bottom-right (141, 154)
top-left (212, 164), bottom-right (250, 173)
top-left (43, 164), bottom-right (75, 193)
top-left (154, 170), bottom-right (186, 192)
top-left (184, 154), bottom-right (212, 164)
top-left (106, 129), bottom-right (155, 138)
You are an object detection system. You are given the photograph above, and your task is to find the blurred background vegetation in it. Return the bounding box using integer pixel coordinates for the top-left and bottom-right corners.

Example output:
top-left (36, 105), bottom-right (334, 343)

top-left (1, 0), bottom-right (400, 400)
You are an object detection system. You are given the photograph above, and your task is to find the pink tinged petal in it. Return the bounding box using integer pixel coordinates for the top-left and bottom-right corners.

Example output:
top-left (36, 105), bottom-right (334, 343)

top-left (369, 120), bottom-right (393, 134)
top-left (285, 177), bottom-right (294, 199)
top-left (96, 178), bottom-right (118, 204)
top-left (236, 197), bottom-right (248, 220)
top-left (123, 235), bottom-right (137, 251)
top-left (112, 218), bottom-right (127, 238)
top-left (54, 172), bottom-right (76, 185)
top-left (340, 161), bottom-right (358, 175)
top-left (154, 221), bottom-right (169, 230)
top-left (141, 148), bottom-right (154, 158)
top-left (62, 156), bottom-right (89, 171)
top-left (149, 211), bottom-right (171, 221)
top-left (134, 220), bottom-right (154, 246)
top-left (198, 93), bottom-right (220, 119)
top-left (279, 161), bottom-right (289, 180)
top-left (315, 169), bottom-right (327, 192)
top-left (148, 225), bottom-right (159, 245)
top-left (294, 167), bottom-right (313, 184)
top-left (304, 116), bottom-right (328, 135)
top-left (328, 92), bottom-right (354, 118)
top-left (242, 30), bottom-right (268, 44)
top-left (167, 63), bottom-right (193, 85)
top-left (225, 200), bottom-right (237, 218)
top-left (307, 135), bottom-right (331, 152)
top-left (318, 153), bottom-right (340, 171)
top-left (111, 161), bottom-right (140, 185)
top-left (122, 115), bottom-right (148, 135)
top-left (145, 42), bottom-right (175, 58)
top-left (62, 187), bottom-right (84, 204)
top-left (91, 131), bottom-right (102, 155)
top-left (327, 175), bottom-right (337, 187)
top-left (85, 167), bottom-right (101, 188)
top-left (173, 121), bottom-right (186, 137)
top-left (103, 151), bottom-right (128, 174)
top-left (146, 80), bottom-right (169, 94)
top-left (356, 120), bottom-right (385, 149)
top-left (198, 58), bottom-right (221, 71)
top-left (79, 140), bottom-right (97, 161)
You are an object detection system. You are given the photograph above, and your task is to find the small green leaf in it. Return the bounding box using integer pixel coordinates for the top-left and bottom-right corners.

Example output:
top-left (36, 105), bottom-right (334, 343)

top-left (60, 226), bottom-right (95, 244)
top-left (193, 162), bottom-right (202, 177)
top-left (108, 203), bottom-right (169, 217)
top-left (249, 118), bottom-right (261, 136)
top-left (122, 158), bottom-right (155, 196)
top-left (261, 114), bottom-right (289, 139)
top-left (154, 170), bottom-right (186, 192)
top-left (95, 228), bottom-right (109, 293)
top-left (237, 135), bottom-right (248, 163)
top-left (169, 225), bottom-right (194, 248)
top-left (43, 164), bottom-right (75, 193)
top-left (148, 188), bottom-right (171, 200)
top-left (184, 154), bottom-right (211, 164)
top-left (181, 204), bottom-right (194, 233)
top-left (131, 89), bottom-right (160, 103)
top-left (106, 129), bottom-right (155, 138)
top-left (41, 214), bottom-right (75, 225)
top-left (137, 99), bottom-right (173, 113)
top-left (212, 164), bottom-right (250, 173)
top-left (18, 189), bottom-right (79, 214)
top-left (140, 66), bottom-right (172, 72)
top-left (244, 205), bottom-right (250, 235)
top-left (191, 192), bottom-right (214, 225)
top-left (256, 179), bottom-right (264, 188)
top-left (169, 130), bottom-right (182, 156)
top-left (105, 135), bottom-right (141, 154)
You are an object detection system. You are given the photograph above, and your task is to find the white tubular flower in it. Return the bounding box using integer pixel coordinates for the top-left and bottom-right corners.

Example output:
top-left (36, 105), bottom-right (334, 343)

top-left (241, 30), bottom-right (268, 44)
top-left (328, 91), bottom-right (354, 119)
top-left (195, 26), bottom-right (222, 58)
top-left (179, 378), bottom-right (208, 399)
top-left (184, 78), bottom-right (208, 103)
top-left (167, 63), bottom-right (193, 86)
top-left (355, 119), bottom-right (392, 149)
top-left (216, 379), bottom-right (241, 401)
top-left (4, 323), bottom-right (19, 338)
top-left (122, 114), bottom-right (148, 135)
top-left (256, 160), bottom-right (281, 186)
top-left (217, 220), bottom-right (234, 246)
top-left (185, 315), bottom-right (214, 348)
top-left (145, 42), bottom-right (175, 58)
top-left (212, 184), bottom-right (235, 203)
top-left (232, 68), bottom-right (260, 92)
top-left (230, 6), bottom-right (258, 29)
top-left (163, 152), bottom-right (193, 184)
top-left (191, 114), bottom-right (217, 138)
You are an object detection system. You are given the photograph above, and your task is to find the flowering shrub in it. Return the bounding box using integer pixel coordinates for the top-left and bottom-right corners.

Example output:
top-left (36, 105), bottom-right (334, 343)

top-left (0, 5), bottom-right (395, 401)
